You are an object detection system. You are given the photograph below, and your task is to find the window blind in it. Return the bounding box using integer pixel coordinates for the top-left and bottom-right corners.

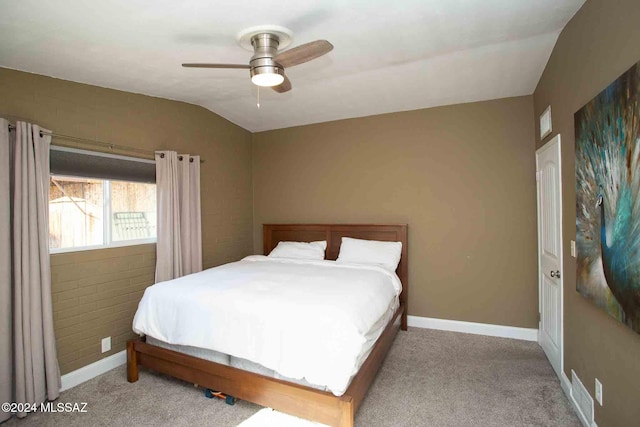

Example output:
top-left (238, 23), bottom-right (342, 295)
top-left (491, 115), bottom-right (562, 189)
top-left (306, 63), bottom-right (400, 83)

top-left (50, 146), bottom-right (155, 183)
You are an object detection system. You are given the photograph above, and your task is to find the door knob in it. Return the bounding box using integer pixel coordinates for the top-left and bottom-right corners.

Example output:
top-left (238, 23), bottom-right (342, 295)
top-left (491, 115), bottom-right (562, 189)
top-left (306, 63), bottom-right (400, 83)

top-left (550, 270), bottom-right (561, 278)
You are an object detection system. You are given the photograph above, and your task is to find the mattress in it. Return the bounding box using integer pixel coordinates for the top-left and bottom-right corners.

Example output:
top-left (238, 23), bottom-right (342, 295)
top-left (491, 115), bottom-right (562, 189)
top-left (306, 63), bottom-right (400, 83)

top-left (133, 255), bottom-right (402, 395)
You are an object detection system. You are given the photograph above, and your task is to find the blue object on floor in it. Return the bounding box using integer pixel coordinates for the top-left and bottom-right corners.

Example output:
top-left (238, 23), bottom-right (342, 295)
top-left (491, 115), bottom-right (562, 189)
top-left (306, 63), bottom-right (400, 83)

top-left (204, 388), bottom-right (237, 405)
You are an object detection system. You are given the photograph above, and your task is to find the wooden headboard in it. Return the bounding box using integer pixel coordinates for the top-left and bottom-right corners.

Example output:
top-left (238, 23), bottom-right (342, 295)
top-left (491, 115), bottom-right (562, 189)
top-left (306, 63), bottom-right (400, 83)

top-left (263, 224), bottom-right (408, 313)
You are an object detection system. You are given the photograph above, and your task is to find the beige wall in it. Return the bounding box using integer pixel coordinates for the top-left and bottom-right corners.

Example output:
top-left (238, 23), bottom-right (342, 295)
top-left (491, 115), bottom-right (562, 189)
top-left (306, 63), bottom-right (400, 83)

top-left (533, 0), bottom-right (640, 425)
top-left (252, 96), bottom-right (538, 328)
top-left (51, 245), bottom-right (154, 373)
top-left (0, 68), bottom-right (254, 373)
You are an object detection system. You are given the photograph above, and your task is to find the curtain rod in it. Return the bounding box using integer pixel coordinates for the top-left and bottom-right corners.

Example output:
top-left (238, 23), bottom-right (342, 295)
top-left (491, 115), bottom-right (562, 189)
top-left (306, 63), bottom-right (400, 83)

top-left (6, 123), bottom-right (205, 163)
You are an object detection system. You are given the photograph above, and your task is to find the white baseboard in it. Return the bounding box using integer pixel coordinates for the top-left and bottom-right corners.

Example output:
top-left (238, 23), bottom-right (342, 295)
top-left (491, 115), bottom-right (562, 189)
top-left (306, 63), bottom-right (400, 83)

top-left (60, 350), bottom-right (126, 392)
top-left (560, 370), bottom-right (572, 400)
top-left (561, 372), bottom-right (588, 427)
top-left (407, 315), bottom-right (538, 342)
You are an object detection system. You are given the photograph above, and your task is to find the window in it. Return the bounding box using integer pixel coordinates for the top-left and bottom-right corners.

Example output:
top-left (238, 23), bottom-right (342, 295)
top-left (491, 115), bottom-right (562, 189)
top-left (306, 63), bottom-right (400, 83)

top-left (47, 146), bottom-right (157, 253)
top-left (49, 176), bottom-right (156, 252)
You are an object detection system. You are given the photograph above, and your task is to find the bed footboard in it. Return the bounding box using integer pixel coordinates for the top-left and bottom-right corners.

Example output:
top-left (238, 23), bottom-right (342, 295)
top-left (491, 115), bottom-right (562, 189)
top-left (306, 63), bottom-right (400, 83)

top-left (126, 304), bottom-right (403, 427)
top-left (127, 337), bottom-right (355, 426)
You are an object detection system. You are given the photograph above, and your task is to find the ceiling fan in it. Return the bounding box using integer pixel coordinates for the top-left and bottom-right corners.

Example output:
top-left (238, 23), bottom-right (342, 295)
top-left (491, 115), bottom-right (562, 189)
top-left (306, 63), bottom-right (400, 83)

top-left (182, 25), bottom-right (333, 93)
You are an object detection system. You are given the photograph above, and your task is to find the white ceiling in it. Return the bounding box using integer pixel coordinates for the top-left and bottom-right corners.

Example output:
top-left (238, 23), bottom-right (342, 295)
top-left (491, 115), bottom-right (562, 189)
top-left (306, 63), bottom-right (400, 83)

top-left (0, 0), bottom-right (585, 132)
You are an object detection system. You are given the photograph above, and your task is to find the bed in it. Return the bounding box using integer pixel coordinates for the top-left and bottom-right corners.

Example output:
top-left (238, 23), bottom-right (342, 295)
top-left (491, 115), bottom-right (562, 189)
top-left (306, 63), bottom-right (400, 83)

top-left (127, 223), bottom-right (408, 427)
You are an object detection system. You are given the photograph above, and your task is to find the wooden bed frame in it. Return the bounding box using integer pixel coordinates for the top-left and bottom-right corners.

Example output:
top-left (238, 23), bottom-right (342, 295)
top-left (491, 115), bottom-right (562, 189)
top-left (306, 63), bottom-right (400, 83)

top-left (127, 224), bottom-right (408, 427)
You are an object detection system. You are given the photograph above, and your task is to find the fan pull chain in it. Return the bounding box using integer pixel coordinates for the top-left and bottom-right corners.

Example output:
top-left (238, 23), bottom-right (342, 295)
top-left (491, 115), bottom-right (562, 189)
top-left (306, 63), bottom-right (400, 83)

top-left (257, 86), bottom-right (260, 109)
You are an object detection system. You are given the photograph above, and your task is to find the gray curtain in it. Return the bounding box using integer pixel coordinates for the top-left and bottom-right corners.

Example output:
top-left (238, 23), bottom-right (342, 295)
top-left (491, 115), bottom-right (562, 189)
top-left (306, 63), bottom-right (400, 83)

top-left (155, 151), bottom-right (202, 283)
top-left (0, 119), bottom-right (60, 421)
top-left (0, 120), bottom-right (12, 423)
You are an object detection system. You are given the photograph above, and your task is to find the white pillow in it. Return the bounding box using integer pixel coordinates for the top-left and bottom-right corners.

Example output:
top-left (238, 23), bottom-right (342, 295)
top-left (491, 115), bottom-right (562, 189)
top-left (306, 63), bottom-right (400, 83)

top-left (336, 237), bottom-right (402, 271)
top-left (268, 241), bottom-right (327, 260)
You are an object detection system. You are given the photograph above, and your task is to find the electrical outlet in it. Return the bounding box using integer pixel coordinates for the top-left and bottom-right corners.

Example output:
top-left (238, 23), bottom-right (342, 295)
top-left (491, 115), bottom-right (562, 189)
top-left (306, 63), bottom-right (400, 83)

top-left (101, 336), bottom-right (111, 353)
top-left (571, 240), bottom-right (577, 258)
top-left (595, 378), bottom-right (603, 406)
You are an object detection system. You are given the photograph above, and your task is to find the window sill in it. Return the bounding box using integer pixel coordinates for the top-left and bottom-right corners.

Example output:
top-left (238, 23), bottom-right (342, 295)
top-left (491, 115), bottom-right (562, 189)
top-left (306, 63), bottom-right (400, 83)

top-left (50, 239), bottom-right (157, 255)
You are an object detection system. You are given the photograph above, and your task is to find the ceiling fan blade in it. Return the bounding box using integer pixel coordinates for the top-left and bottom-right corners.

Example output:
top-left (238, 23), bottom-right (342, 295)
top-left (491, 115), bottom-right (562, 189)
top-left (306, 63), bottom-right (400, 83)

top-left (273, 40), bottom-right (333, 68)
top-left (272, 75), bottom-right (292, 93)
top-left (182, 63), bottom-right (250, 69)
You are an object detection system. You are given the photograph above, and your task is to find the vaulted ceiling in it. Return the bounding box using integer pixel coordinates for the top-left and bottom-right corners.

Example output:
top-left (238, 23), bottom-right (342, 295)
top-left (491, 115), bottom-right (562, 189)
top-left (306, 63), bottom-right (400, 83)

top-left (0, 0), bottom-right (585, 132)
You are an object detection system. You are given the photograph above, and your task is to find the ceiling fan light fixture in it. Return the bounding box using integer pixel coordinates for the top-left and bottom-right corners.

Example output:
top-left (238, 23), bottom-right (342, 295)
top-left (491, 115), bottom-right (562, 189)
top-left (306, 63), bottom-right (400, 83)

top-left (250, 67), bottom-right (284, 87)
top-left (182, 26), bottom-right (333, 95)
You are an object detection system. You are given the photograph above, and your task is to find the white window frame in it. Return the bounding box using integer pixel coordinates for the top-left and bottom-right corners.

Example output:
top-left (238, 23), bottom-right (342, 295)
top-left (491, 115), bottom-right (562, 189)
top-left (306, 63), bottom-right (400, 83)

top-left (49, 175), bottom-right (157, 254)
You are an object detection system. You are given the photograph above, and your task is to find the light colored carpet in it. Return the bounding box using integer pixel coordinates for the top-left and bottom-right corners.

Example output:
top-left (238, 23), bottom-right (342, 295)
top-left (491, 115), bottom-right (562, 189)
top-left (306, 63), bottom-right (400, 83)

top-left (4, 328), bottom-right (580, 426)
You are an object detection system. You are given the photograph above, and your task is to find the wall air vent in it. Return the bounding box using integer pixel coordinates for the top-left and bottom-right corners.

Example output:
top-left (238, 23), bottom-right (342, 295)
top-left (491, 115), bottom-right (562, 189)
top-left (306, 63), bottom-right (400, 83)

top-left (571, 370), bottom-right (595, 425)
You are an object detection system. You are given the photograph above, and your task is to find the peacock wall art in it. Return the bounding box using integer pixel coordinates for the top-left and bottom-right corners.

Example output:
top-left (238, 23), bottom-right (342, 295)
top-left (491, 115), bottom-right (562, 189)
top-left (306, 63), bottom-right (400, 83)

top-left (575, 61), bottom-right (640, 334)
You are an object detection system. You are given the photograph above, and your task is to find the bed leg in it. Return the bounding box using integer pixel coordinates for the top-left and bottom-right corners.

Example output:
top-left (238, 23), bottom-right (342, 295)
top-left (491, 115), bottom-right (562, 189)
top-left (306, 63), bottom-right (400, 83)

top-left (127, 339), bottom-right (139, 383)
top-left (401, 307), bottom-right (408, 331)
top-left (337, 397), bottom-right (354, 427)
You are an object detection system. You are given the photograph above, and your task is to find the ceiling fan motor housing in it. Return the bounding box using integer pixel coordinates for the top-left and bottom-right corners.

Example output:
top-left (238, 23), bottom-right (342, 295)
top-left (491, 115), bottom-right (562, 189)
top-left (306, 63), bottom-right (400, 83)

top-left (250, 33), bottom-right (284, 85)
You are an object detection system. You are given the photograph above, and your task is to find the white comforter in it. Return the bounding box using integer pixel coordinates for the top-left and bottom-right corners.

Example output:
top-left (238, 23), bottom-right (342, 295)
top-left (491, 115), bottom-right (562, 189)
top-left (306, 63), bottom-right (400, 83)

top-left (132, 255), bottom-right (401, 395)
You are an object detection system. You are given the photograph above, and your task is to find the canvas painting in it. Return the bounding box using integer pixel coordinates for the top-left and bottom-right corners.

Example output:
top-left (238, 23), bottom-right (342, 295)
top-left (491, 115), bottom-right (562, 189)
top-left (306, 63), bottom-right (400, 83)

top-left (575, 61), bottom-right (640, 333)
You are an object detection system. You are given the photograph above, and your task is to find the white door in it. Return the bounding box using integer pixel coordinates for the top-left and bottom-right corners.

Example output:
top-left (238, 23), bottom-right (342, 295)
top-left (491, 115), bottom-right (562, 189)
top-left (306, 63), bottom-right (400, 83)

top-left (536, 134), bottom-right (563, 379)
